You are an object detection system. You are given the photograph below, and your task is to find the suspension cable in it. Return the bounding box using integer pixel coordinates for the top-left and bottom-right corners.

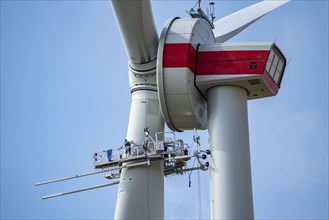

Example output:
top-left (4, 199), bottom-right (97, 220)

top-left (196, 130), bottom-right (203, 220)
top-left (188, 134), bottom-right (196, 187)
top-left (198, 169), bottom-right (202, 220)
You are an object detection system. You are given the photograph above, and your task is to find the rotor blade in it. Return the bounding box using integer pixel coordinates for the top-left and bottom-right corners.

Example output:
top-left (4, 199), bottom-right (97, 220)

top-left (111, 0), bottom-right (158, 70)
top-left (213, 0), bottom-right (289, 43)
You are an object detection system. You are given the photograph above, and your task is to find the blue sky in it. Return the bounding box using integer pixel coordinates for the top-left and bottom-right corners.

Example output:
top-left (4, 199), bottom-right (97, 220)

top-left (1, 0), bottom-right (328, 219)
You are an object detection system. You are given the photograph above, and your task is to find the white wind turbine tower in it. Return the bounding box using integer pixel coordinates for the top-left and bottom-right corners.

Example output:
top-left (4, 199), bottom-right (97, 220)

top-left (36, 1), bottom-right (289, 219)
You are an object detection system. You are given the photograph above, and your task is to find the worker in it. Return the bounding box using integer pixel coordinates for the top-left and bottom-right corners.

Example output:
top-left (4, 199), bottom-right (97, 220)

top-left (106, 149), bottom-right (113, 161)
top-left (124, 139), bottom-right (131, 156)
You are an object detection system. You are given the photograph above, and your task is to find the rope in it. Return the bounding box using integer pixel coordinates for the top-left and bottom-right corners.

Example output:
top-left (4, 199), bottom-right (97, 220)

top-left (197, 134), bottom-right (202, 220)
top-left (187, 130), bottom-right (203, 219)
top-left (198, 169), bottom-right (202, 220)
top-left (188, 135), bottom-right (196, 187)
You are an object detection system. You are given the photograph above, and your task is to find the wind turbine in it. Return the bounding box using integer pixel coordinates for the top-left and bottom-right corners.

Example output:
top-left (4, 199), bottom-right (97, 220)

top-left (111, 0), bottom-right (288, 219)
top-left (36, 1), bottom-right (289, 219)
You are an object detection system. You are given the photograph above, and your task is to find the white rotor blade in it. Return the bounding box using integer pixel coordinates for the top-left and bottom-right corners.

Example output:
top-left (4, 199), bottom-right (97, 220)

top-left (213, 0), bottom-right (289, 43)
top-left (111, 0), bottom-right (158, 69)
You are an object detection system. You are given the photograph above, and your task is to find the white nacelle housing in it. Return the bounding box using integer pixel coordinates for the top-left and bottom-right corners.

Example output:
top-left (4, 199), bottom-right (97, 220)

top-left (196, 42), bottom-right (286, 99)
top-left (157, 18), bottom-right (215, 132)
top-left (157, 18), bottom-right (286, 132)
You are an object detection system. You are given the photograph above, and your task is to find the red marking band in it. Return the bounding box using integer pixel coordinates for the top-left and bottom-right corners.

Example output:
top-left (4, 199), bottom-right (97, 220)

top-left (163, 43), bottom-right (270, 76)
top-left (163, 44), bottom-right (197, 72)
top-left (197, 50), bottom-right (269, 75)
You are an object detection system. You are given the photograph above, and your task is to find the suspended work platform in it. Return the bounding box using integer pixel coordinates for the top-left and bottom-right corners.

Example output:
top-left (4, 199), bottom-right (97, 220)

top-left (93, 132), bottom-right (194, 176)
top-left (35, 131), bottom-right (209, 199)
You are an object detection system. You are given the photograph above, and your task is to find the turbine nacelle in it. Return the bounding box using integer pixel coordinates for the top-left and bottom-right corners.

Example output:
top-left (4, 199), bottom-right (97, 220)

top-left (196, 43), bottom-right (286, 99)
top-left (157, 18), bottom-right (287, 132)
top-left (110, 1), bottom-right (290, 219)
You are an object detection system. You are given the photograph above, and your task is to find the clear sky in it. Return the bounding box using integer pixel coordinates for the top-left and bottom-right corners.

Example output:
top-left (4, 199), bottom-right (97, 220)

top-left (1, 0), bottom-right (328, 219)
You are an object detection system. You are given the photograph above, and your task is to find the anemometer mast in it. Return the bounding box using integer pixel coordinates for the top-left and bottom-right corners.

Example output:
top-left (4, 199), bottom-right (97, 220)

top-left (188, 0), bottom-right (215, 28)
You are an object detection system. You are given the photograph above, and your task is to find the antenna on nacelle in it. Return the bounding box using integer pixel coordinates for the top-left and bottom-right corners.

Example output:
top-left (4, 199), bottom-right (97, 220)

top-left (209, 2), bottom-right (216, 24)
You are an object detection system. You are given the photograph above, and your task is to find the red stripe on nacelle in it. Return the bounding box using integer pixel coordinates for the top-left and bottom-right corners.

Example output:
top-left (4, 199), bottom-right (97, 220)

top-left (163, 44), bottom-right (196, 72)
top-left (198, 50), bottom-right (269, 62)
top-left (163, 43), bottom-right (270, 76)
top-left (197, 60), bottom-right (267, 75)
top-left (197, 50), bottom-right (269, 75)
